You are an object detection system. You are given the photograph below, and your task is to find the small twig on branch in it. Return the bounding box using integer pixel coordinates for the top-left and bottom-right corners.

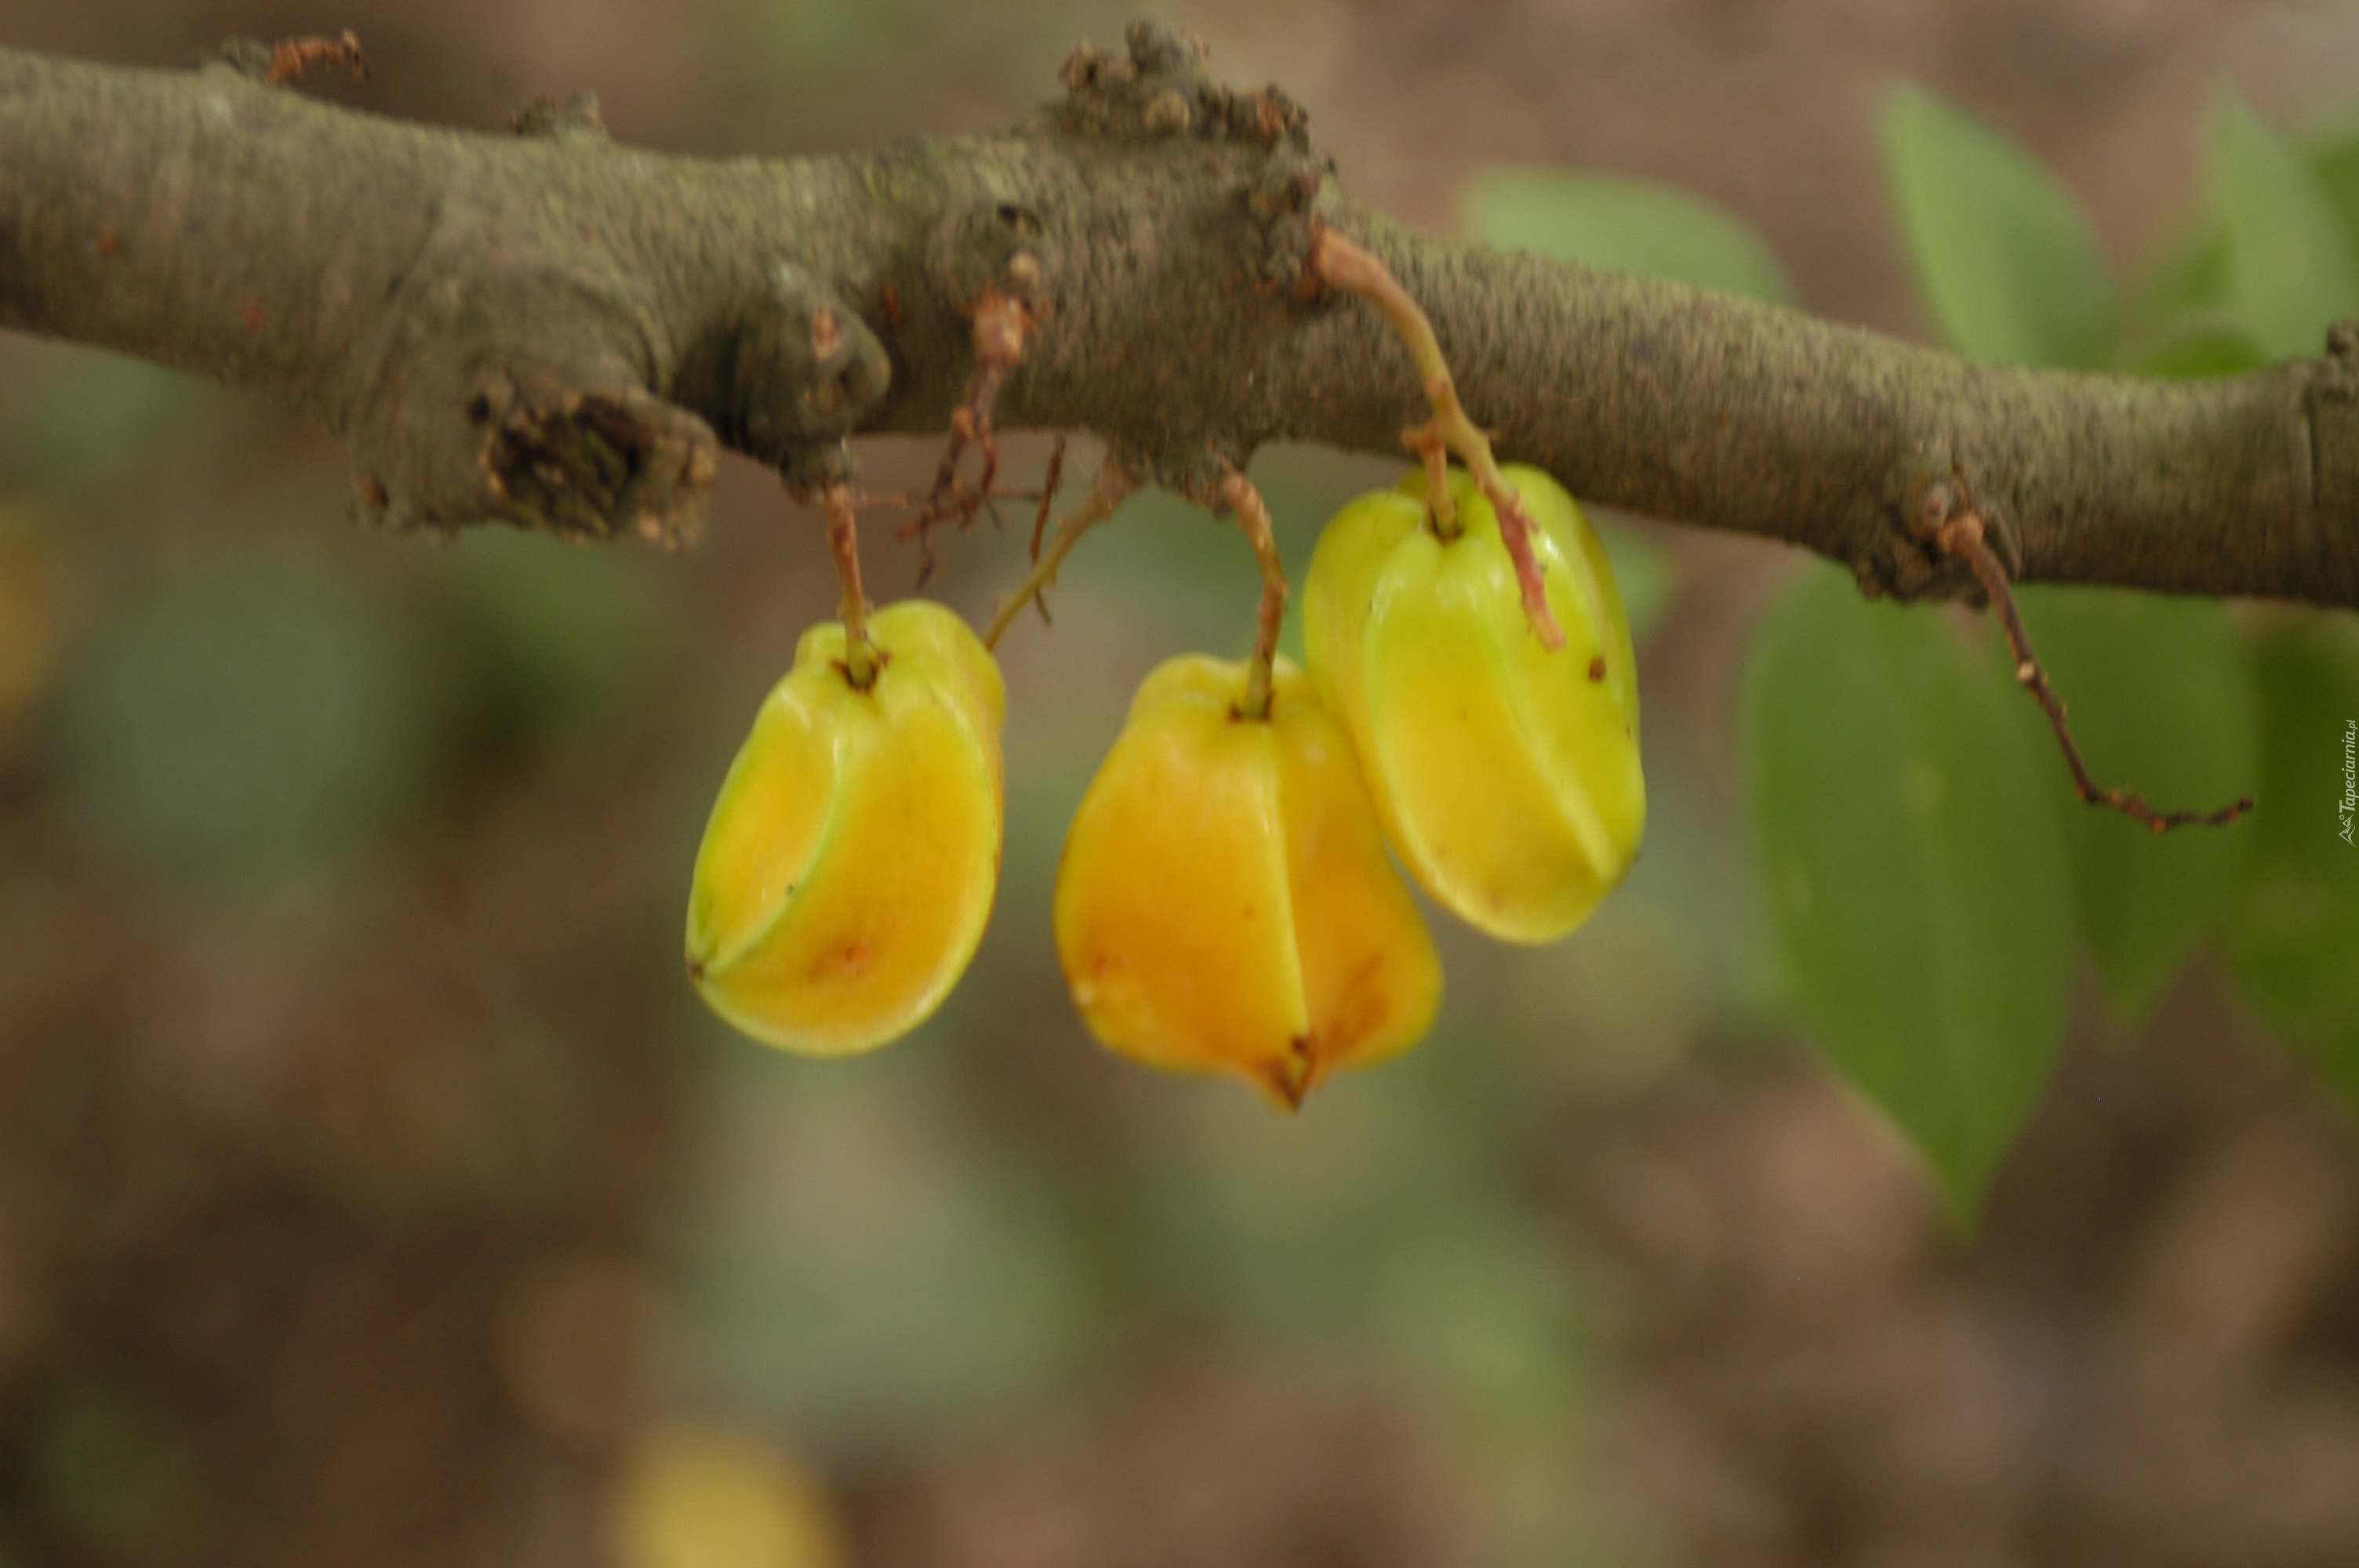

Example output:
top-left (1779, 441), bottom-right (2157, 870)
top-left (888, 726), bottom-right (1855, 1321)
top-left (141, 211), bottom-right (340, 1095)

top-left (1934, 505), bottom-right (2253, 833)
top-left (264, 30), bottom-right (366, 88)
top-left (1310, 228), bottom-right (1565, 650)
top-left (838, 484), bottom-right (1056, 511)
top-left (1025, 436), bottom-right (1070, 625)
top-left (1215, 469), bottom-right (1289, 721)
top-left (903, 278), bottom-right (1037, 579)
top-left (983, 455), bottom-right (1138, 650)
top-left (1028, 438), bottom-right (1068, 566)
top-left (819, 481), bottom-right (880, 689)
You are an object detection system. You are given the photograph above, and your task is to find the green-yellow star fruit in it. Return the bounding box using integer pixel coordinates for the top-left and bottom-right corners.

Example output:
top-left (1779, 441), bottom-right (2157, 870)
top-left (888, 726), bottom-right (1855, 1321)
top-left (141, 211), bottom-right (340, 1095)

top-left (686, 599), bottom-right (1004, 1054)
top-left (1055, 654), bottom-right (1441, 1107)
top-left (1303, 464), bottom-right (1645, 943)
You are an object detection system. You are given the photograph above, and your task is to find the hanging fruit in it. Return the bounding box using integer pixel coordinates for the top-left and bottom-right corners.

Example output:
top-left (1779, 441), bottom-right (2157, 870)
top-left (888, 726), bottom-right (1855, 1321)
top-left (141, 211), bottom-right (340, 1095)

top-left (685, 598), bottom-right (1005, 1054)
top-left (1054, 652), bottom-right (1441, 1106)
top-left (1304, 463), bottom-right (1645, 943)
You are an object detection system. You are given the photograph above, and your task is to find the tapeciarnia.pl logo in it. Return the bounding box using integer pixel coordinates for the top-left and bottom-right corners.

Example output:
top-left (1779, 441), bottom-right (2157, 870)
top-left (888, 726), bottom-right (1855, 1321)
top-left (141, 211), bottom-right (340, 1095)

top-left (2343, 719), bottom-right (2356, 844)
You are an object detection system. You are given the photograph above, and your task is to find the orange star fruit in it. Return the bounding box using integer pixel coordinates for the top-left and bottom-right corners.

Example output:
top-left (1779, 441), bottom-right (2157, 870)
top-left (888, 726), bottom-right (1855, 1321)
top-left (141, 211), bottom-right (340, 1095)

top-left (1054, 653), bottom-right (1441, 1106)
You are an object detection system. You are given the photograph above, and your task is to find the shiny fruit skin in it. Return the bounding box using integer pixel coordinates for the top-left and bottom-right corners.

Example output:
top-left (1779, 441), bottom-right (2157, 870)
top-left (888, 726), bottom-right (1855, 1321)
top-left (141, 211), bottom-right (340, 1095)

top-left (1054, 654), bottom-right (1441, 1106)
top-left (685, 600), bottom-right (1004, 1054)
top-left (1303, 464), bottom-right (1644, 943)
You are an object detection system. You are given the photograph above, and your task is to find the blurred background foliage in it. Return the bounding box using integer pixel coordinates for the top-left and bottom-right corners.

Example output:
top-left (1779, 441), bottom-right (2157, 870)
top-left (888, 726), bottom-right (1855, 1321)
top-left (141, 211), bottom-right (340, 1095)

top-left (2, 2), bottom-right (2358, 1567)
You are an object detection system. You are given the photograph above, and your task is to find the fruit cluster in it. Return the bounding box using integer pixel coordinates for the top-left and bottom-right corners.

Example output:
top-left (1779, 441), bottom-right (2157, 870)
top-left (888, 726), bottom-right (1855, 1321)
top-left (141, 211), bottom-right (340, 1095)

top-left (685, 463), bottom-right (1645, 1105)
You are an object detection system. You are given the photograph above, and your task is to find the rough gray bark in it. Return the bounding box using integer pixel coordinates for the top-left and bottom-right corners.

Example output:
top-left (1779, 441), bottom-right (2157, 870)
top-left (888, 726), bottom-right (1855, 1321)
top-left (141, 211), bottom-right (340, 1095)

top-left (2, 22), bottom-right (2354, 607)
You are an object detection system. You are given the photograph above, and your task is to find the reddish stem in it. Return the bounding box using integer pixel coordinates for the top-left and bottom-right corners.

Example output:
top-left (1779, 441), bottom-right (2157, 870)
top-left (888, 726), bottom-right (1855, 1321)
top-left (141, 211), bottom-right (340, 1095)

top-left (1935, 507), bottom-right (2252, 833)
top-left (1314, 228), bottom-right (1564, 650)
top-left (820, 481), bottom-right (880, 689)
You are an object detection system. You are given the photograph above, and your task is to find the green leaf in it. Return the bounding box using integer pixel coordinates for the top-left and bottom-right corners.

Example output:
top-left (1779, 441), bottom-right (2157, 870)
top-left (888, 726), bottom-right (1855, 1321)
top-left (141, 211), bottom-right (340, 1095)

top-left (2135, 222), bottom-right (2234, 325)
top-left (1881, 83), bottom-right (2118, 368)
top-left (2214, 87), bottom-right (2359, 361)
top-left (1747, 565), bottom-right (2075, 1225)
top-left (2005, 588), bottom-right (2259, 1023)
top-left (2222, 619), bottom-right (2359, 1115)
top-left (1466, 167), bottom-right (1796, 304)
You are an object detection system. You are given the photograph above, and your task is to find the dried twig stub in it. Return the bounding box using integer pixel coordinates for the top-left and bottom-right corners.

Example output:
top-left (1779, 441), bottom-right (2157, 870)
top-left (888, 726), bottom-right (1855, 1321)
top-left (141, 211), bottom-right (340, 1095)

top-left (983, 455), bottom-right (1138, 649)
top-left (1026, 437), bottom-right (1070, 625)
top-left (264, 30), bottom-right (366, 87)
top-left (1932, 502), bottom-right (2252, 833)
top-left (903, 283), bottom-right (1035, 579)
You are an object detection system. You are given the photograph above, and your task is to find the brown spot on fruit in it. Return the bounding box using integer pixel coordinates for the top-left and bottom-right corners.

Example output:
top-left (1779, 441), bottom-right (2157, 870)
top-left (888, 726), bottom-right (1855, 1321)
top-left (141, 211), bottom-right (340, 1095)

top-left (812, 939), bottom-right (873, 981)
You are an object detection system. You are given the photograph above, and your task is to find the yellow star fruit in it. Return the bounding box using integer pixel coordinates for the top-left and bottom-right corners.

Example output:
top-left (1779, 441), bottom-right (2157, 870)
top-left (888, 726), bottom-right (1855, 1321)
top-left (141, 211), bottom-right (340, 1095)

top-left (1054, 653), bottom-right (1441, 1106)
top-left (685, 599), bottom-right (1004, 1054)
top-left (1303, 464), bottom-right (1645, 943)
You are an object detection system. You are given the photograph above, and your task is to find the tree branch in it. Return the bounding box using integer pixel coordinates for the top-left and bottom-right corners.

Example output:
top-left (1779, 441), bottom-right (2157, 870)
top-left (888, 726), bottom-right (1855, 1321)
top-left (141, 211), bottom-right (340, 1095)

top-left (2, 24), bottom-right (2353, 605)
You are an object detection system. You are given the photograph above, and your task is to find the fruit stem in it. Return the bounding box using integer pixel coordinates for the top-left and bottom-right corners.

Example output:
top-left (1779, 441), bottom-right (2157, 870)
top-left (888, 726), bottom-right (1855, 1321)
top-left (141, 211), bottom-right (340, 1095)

top-left (820, 481), bottom-right (881, 689)
top-left (1218, 470), bottom-right (1289, 722)
top-left (1404, 424), bottom-right (1457, 541)
top-left (1311, 228), bottom-right (1566, 651)
top-left (982, 454), bottom-right (1138, 649)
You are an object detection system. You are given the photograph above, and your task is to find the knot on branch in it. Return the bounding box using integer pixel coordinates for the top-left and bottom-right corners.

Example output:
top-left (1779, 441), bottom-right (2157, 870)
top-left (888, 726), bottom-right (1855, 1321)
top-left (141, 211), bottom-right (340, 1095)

top-left (478, 379), bottom-right (718, 546)
top-left (1056, 20), bottom-right (1310, 151)
top-left (349, 360), bottom-right (717, 550)
top-left (929, 198), bottom-right (1055, 317)
top-left (1242, 163), bottom-right (1329, 296)
top-left (1857, 467), bottom-right (2023, 603)
top-left (2303, 322), bottom-right (2359, 602)
top-left (707, 263), bottom-right (891, 476)
top-left (2314, 318), bottom-right (2359, 406)
top-left (344, 241), bottom-right (723, 547)
top-left (1049, 22), bottom-right (1334, 296)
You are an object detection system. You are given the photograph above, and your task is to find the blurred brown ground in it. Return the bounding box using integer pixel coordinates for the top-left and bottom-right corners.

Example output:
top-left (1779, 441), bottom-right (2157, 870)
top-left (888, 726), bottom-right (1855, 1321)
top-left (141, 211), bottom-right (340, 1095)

top-left (2, 2), bottom-right (2357, 1566)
